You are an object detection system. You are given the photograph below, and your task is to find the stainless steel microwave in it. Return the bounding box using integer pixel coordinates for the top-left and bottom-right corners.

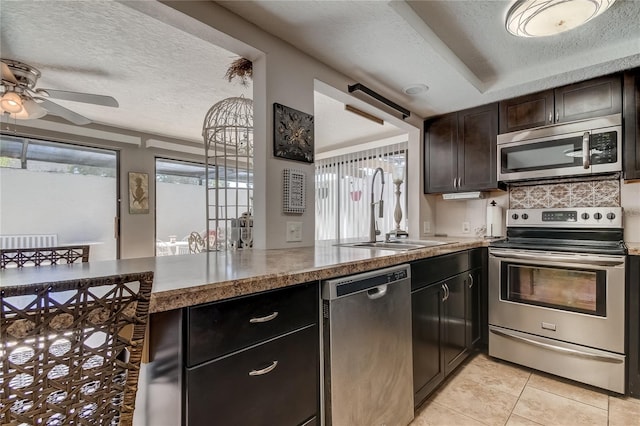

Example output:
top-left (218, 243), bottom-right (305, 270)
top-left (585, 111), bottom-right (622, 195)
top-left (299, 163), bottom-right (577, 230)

top-left (497, 114), bottom-right (622, 182)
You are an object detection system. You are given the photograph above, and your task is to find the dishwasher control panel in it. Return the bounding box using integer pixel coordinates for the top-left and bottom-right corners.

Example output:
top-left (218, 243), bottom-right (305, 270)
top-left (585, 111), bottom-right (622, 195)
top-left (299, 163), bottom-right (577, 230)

top-left (321, 264), bottom-right (410, 300)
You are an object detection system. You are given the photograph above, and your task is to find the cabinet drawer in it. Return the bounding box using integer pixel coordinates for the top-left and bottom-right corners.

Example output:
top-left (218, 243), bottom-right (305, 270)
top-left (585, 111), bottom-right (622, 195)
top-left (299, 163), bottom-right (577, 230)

top-left (411, 252), bottom-right (468, 290)
top-left (187, 282), bottom-right (317, 366)
top-left (186, 325), bottom-right (319, 426)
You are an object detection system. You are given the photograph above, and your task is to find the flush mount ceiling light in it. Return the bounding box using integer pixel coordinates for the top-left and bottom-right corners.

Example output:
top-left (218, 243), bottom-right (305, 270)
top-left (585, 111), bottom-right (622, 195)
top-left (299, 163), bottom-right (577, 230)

top-left (402, 84), bottom-right (429, 96)
top-left (506, 0), bottom-right (616, 37)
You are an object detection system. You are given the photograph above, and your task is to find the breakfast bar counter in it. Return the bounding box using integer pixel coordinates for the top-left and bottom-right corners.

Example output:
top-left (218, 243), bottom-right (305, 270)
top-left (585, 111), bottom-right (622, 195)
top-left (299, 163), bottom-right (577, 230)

top-left (0, 238), bottom-right (486, 313)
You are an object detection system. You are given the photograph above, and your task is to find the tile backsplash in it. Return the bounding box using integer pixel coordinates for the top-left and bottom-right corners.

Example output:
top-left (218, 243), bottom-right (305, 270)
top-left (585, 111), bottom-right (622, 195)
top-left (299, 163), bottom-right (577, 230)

top-left (509, 179), bottom-right (620, 208)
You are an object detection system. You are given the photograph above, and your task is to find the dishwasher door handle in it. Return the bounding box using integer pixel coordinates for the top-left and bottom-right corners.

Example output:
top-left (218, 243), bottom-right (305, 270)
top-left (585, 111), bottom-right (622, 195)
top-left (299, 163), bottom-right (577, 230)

top-left (367, 284), bottom-right (388, 300)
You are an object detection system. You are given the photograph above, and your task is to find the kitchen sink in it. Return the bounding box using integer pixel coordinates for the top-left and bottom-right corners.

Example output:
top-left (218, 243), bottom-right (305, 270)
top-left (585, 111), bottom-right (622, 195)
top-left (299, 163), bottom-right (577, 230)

top-left (336, 240), bottom-right (451, 251)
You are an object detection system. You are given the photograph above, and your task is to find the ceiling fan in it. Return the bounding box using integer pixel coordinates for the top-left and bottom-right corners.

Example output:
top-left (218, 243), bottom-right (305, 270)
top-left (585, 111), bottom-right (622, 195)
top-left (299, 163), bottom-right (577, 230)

top-left (0, 58), bottom-right (118, 125)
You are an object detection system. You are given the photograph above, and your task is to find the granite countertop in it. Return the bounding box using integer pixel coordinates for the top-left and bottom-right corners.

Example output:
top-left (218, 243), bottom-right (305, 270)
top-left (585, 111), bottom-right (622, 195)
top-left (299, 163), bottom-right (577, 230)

top-left (0, 237), bottom-right (488, 313)
top-left (627, 242), bottom-right (640, 256)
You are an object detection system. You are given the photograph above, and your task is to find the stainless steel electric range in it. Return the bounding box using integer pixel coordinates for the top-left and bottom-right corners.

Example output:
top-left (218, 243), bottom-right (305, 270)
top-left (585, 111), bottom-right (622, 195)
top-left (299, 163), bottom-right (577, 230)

top-left (489, 207), bottom-right (627, 393)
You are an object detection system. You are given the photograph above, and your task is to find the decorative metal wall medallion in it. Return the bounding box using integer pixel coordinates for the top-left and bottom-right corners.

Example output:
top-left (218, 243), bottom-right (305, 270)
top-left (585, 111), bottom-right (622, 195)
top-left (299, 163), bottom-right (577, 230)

top-left (273, 103), bottom-right (314, 163)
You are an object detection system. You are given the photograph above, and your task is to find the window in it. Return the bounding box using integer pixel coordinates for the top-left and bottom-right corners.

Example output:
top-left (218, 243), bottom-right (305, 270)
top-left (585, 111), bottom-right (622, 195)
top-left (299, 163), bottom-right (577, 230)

top-left (155, 158), bottom-right (207, 255)
top-left (0, 135), bottom-right (118, 260)
top-left (315, 142), bottom-right (407, 240)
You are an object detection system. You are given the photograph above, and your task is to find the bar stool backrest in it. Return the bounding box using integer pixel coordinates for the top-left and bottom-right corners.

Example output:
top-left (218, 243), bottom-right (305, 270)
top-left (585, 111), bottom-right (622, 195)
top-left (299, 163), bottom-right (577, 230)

top-left (0, 271), bottom-right (154, 426)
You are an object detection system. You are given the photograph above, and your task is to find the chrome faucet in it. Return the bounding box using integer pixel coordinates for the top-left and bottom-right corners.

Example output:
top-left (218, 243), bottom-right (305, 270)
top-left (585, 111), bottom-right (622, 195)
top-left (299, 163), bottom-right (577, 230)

top-left (369, 167), bottom-right (385, 242)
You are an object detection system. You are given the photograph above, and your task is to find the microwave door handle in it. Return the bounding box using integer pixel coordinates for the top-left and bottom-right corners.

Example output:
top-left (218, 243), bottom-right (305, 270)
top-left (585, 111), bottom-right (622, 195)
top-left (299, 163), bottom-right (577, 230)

top-left (582, 132), bottom-right (590, 169)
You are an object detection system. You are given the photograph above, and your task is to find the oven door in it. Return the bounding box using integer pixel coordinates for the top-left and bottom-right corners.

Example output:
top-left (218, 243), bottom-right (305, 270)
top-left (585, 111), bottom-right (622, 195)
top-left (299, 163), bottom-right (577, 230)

top-left (488, 248), bottom-right (626, 353)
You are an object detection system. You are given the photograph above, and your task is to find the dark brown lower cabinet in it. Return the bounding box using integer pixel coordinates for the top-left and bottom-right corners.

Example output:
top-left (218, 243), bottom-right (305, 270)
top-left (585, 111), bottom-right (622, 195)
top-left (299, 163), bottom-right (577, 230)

top-left (412, 282), bottom-right (445, 405)
top-left (186, 325), bottom-right (318, 426)
top-left (146, 282), bottom-right (319, 426)
top-left (629, 256), bottom-right (640, 398)
top-left (442, 273), bottom-right (468, 375)
top-left (412, 250), bottom-right (483, 408)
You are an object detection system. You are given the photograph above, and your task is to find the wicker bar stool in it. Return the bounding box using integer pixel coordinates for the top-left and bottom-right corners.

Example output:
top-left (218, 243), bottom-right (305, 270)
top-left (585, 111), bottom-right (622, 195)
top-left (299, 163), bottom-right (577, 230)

top-left (0, 271), bottom-right (154, 426)
top-left (0, 245), bottom-right (90, 269)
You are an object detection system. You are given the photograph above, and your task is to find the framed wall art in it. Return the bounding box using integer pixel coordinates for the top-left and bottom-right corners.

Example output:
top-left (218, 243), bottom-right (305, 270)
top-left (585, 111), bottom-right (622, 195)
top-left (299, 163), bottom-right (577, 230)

top-left (128, 172), bottom-right (149, 214)
top-left (273, 102), bottom-right (314, 163)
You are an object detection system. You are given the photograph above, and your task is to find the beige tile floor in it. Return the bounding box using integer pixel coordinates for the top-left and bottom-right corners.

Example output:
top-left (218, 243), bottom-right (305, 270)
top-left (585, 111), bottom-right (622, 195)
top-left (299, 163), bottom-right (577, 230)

top-left (411, 352), bottom-right (640, 426)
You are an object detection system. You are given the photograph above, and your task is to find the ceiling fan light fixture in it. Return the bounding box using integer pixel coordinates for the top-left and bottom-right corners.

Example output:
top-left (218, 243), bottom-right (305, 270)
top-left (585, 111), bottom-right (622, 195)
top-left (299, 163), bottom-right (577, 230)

top-left (1, 91), bottom-right (23, 113)
top-left (506, 0), bottom-right (616, 37)
top-left (11, 99), bottom-right (47, 120)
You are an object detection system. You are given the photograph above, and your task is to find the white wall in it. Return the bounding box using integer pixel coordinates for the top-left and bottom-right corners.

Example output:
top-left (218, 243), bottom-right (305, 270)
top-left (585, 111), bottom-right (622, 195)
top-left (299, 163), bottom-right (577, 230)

top-left (432, 190), bottom-right (509, 238)
top-left (0, 168), bottom-right (117, 260)
top-left (162, 1), bottom-right (425, 248)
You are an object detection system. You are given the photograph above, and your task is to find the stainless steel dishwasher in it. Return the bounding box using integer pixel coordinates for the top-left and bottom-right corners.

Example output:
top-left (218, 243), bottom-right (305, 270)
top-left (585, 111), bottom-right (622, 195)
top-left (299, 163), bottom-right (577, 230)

top-left (322, 264), bottom-right (413, 426)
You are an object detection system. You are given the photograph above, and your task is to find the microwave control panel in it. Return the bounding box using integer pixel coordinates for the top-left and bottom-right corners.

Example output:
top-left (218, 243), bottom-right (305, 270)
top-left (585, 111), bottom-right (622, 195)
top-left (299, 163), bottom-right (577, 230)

top-left (590, 131), bottom-right (617, 164)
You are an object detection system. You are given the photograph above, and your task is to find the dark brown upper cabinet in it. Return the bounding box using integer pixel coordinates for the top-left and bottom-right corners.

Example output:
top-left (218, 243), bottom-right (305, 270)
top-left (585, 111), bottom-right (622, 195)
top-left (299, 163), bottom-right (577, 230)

top-left (623, 68), bottom-right (640, 180)
top-left (424, 103), bottom-right (500, 194)
top-left (499, 74), bottom-right (622, 134)
top-left (499, 90), bottom-right (554, 133)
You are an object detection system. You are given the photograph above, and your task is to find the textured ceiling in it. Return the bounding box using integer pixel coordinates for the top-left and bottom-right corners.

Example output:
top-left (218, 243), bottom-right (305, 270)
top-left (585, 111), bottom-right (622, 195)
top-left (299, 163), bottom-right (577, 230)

top-left (219, 0), bottom-right (640, 117)
top-left (2, 0), bottom-right (639, 151)
top-left (0, 1), bottom-right (251, 143)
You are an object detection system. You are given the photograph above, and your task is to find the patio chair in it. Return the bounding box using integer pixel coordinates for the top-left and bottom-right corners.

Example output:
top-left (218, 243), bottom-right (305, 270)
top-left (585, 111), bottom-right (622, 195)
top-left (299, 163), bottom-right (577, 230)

top-left (0, 271), bottom-right (154, 426)
top-left (155, 240), bottom-right (171, 256)
top-left (188, 231), bottom-right (206, 253)
top-left (0, 245), bottom-right (90, 269)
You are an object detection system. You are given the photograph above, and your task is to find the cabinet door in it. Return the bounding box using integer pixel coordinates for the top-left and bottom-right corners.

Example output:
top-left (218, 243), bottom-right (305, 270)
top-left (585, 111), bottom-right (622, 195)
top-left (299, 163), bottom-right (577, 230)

top-left (424, 113), bottom-right (458, 194)
top-left (499, 90), bottom-right (554, 133)
top-left (412, 283), bottom-right (444, 406)
top-left (623, 69), bottom-right (640, 180)
top-left (457, 103), bottom-right (499, 191)
top-left (467, 268), bottom-right (482, 349)
top-left (555, 74), bottom-right (622, 123)
top-left (443, 273), bottom-right (468, 376)
top-left (186, 324), bottom-right (318, 426)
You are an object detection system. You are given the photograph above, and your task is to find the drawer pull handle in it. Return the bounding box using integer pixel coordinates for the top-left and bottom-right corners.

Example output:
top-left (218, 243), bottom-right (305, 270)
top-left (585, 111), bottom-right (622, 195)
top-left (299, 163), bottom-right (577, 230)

top-left (249, 311), bottom-right (279, 323)
top-left (249, 360), bottom-right (278, 376)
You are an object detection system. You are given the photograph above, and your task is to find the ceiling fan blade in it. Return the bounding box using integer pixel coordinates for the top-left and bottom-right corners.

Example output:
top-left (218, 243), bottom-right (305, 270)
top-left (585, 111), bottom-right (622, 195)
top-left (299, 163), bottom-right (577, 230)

top-left (1, 61), bottom-right (19, 85)
top-left (37, 88), bottom-right (119, 107)
top-left (36, 98), bottom-right (92, 125)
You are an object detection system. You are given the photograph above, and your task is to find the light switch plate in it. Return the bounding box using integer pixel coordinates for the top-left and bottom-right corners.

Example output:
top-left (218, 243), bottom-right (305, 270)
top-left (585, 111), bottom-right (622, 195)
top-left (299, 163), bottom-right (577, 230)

top-left (286, 221), bottom-right (303, 242)
top-left (423, 221), bottom-right (431, 234)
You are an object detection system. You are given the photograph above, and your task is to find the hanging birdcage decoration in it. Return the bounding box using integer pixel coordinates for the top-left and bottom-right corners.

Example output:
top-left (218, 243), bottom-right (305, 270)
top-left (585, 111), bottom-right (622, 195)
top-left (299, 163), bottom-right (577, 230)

top-left (202, 96), bottom-right (254, 250)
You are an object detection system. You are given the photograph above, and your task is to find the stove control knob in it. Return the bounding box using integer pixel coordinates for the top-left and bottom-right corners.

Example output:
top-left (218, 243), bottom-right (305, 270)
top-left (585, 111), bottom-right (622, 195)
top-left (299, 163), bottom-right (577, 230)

top-left (521, 213), bottom-right (529, 220)
top-left (594, 212), bottom-right (602, 220)
top-left (606, 212), bottom-right (616, 220)
top-left (511, 213), bottom-right (519, 220)
top-left (581, 213), bottom-right (590, 220)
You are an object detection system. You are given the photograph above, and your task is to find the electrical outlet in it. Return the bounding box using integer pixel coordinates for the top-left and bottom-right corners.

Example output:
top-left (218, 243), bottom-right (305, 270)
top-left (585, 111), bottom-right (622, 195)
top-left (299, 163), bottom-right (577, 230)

top-left (462, 221), bottom-right (470, 233)
top-left (423, 221), bottom-right (431, 234)
top-left (286, 222), bottom-right (302, 242)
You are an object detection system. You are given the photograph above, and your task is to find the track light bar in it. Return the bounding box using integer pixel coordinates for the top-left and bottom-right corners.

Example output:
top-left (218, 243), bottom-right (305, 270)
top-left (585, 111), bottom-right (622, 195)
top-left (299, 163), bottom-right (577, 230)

top-left (348, 83), bottom-right (410, 119)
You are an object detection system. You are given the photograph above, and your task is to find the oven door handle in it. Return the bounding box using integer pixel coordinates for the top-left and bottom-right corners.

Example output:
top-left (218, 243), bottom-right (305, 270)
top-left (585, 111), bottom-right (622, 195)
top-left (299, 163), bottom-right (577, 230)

top-left (489, 250), bottom-right (625, 266)
top-left (490, 328), bottom-right (623, 364)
